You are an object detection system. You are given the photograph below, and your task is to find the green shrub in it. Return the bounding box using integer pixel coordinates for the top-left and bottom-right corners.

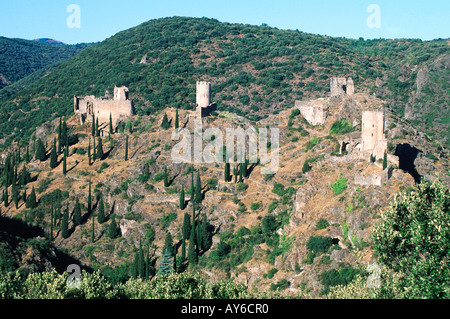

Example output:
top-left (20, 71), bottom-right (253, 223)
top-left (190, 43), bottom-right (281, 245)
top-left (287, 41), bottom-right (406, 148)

top-left (329, 118), bottom-right (354, 135)
top-left (306, 236), bottom-right (333, 255)
top-left (315, 218), bottom-right (330, 230)
top-left (330, 174), bottom-right (347, 196)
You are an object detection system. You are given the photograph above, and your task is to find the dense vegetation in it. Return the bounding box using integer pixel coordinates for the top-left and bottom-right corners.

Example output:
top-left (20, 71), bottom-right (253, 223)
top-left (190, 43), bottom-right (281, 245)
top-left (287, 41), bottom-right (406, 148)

top-left (0, 36), bottom-right (88, 89)
top-left (0, 16), bottom-right (448, 150)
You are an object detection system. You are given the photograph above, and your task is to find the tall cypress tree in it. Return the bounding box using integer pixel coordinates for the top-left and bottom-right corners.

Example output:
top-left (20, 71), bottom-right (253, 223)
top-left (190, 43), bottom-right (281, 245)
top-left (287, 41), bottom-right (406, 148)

top-left (95, 117), bottom-right (99, 137)
top-left (50, 138), bottom-right (58, 169)
top-left (61, 204), bottom-right (69, 239)
top-left (195, 171), bottom-right (202, 204)
top-left (190, 172), bottom-right (195, 205)
top-left (109, 113), bottom-right (113, 135)
top-left (61, 120), bottom-right (68, 149)
top-left (35, 138), bottom-right (46, 161)
top-left (158, 249), bottom-right (174, 274)
top-left (87, 181), bottom-right (92, 215)
top-left (97, 193), bottom-right (105, 224)
top-left (12, 183), bottom-right (19, 209)
top-left (138, 240), bottom-right (145, 278)
top-left (73, 197), bottom-right (81, 226)
top-left (124, 135), bottom-right (128, 161)
top-left (93, 136), bottom-right (96, 161)
top-left (163, 167), bottom-right (169, 187)
top-left (383, 151), bottom-right (387, 170)
top-left (91, 114), bottom-right (95, 137)
top-left (224, 162), bottom-right (230, 182)
top-left (96, 137), bottom-right (104, 161)
top-left (57, 117), bottom-right (62, 155)
top-left (175, 109), bottom-right (179, 129)
top-left (26, 186), bottom-right (37, 209)
top-left (188, 206), bottom-right (197, 265)
top-left (179, 186), bottom-right (185, 210)
top-left (62, 146), bottom-right (67, 175)
top-left (88, 138), bottom-right (92, 166)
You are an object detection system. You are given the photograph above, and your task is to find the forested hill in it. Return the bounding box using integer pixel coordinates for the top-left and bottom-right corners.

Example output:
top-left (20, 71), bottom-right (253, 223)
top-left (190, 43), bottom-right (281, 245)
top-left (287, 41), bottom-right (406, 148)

top-left (0, 36), bottom-right (89, 89)
top-left (0, 16), bottom-right (448, 149)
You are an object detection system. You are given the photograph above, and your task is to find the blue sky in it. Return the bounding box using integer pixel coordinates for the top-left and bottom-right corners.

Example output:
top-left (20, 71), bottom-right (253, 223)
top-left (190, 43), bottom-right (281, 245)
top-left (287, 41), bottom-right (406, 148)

top-left (1, 0), bottom-right (449, 44)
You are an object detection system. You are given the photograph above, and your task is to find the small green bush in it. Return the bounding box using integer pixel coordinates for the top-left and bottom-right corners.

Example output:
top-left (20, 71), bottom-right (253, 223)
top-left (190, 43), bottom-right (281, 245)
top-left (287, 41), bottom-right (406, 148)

top-left (331, 174), bottom-right (347, 196)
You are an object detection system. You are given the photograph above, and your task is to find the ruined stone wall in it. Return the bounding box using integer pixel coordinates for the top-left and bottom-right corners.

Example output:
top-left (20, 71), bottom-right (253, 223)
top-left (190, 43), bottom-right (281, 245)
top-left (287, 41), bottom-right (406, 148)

top-left (355, 165), bottom-right (393, 186)
top-left (361, 111), bottom-right (385, 153)
top-left (295, 99), bottom-right (327, 125)
top-left (330, 77), bottom-right (354, 96)
top-left (93, 100), bottom-right (133, 126)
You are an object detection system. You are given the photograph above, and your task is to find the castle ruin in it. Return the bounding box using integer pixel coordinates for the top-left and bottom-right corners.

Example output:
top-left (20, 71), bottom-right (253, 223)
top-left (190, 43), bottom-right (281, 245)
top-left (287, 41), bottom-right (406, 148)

top-left (361, 110), bottom-right (386, 160)
top-left (74, 86), bottom-right (134, 132)
top-left (330, 77), bottom-right (354, 97)
top-left (196, 81), bottom-right (216, 117)
top-left (295, 99), bottom-right (327, 126)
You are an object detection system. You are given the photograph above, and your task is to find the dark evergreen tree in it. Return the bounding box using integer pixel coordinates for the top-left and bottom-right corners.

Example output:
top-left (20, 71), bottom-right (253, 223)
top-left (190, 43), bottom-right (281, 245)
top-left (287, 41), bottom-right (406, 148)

top-left (179, 186), bottom-right (185, 210)
top-left (190, 172), bottom-right (195, 204)
top-left (158, 249), bottom-right (174, 274)
top-left (174, 108), bottom-right (179, 129)
top-left (138, 240), bottom-right (145, 278)
top-left (195, 171), bottom-right (202, 204)
top-left (124, 135), bottom-right (128, 161)
top-left (107, 216), bottom-right (120, 239)
top-left (224, 162), bottom-right (231, 182)
top-left (61, 204), bottom-right (69, 239)
top-left (201, 212), bottom-right (212, 251)
top-left (163, 232), bottom-right (174, 257)
top-left (93, 136), bottom-right (96, 162)
top-left (73, 197), bottom-right (82, 226)
top-left (12, 183), bottom-right (19, 209)
top-left (109, 113), bottom-right (113, 135)
top-left (96, 137), bottom-right (104, 160)
top-left (383, 151), bottom-right (387, 170)
top-left (188, 207), bottom-right (198, 265)
top-left (88, 138), bottom-right (92, 166)
top-left (50, 138), bottom-right (58, 169)
top-left (91, 114), bottom-right (96, 137)
top-left (62, 146), bottom-right (67, 175)
top-left (87, 181), bottom-right (92, 215)
top-left (61, 120), bottom-right (68, 148)
top-left (95, 117), bottom-right (99, 137)
top-left (182, 212), bottom-right (191, 241)
top-left (161, 113), bottom-right (170, 130)
top-left (97, 193), bottom-right (105, 224)
top-left (26, 186), bottom-right (37, 209)
top-left (35, 138), bottom-right (46, 161)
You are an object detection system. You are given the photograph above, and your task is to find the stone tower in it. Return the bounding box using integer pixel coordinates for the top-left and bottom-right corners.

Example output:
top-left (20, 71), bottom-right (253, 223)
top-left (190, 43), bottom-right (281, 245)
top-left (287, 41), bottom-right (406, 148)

top-left (330, 77), bottom-right (354, 97)
top-left (114, 86), bottom-right (129, 101)
top-left (361, 110), bottom-right (386, 159)
top-left (196, 81), bottom-right (211, 109)
top-left (195, 81), bottom-right (216, 117)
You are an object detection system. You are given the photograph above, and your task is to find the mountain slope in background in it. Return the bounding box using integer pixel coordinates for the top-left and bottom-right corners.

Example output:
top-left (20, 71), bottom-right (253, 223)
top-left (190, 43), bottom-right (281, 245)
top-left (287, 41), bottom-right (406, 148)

top-left (0, 36), bottom-right (89, 90)
top-left (0, 17), bottom-right (448, 151)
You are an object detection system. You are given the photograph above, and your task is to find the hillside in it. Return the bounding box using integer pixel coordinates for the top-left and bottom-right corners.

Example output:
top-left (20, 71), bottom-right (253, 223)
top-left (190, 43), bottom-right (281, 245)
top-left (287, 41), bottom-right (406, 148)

top-left (0, 36), bottom-right (89, 90)
top-left (0, 17), bottom-right (448, 150)
top-left (0, 16), bottom-right (449, 298)
top-left (1, 85), bottom-right (448, 297)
